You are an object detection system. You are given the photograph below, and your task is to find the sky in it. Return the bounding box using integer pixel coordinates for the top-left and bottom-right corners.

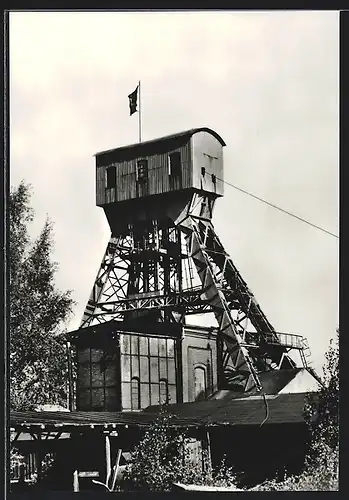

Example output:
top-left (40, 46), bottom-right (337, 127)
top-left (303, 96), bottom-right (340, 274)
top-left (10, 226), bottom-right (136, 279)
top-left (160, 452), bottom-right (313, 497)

top-left (10, 10), bottom-right (339, 376)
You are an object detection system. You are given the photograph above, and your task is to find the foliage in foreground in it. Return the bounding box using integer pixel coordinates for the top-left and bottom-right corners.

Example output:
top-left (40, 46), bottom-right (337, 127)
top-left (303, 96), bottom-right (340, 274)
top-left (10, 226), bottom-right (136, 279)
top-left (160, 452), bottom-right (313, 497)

top-left (121, 330), bottom-right (339, 492)
top-left (10, 181), bottom-right (75, 410)
top-left (255, 330), bottom-right (339, 491)
top-left (10, 437), bottom-right (55, 488)
top-left (253, 444), bottom-right (338, 491)
top-left (120, 410), bottom-right (238, 492)
top-left (10, 436), bottom-right (25, 480)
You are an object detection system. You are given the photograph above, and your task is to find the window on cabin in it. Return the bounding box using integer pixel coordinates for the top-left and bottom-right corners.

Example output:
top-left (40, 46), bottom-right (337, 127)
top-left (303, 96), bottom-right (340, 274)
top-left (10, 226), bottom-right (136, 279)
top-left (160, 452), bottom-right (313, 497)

top-left (137, 159), bottom-right (148, 181)
top-left (169, 152), bottom-right (182, 190)
top-left (169, 152), bottom-right (181, 176)
top-left (106, 166), bottom-right (116, 189)
top-left (137, 159), bottom-right (148, 197)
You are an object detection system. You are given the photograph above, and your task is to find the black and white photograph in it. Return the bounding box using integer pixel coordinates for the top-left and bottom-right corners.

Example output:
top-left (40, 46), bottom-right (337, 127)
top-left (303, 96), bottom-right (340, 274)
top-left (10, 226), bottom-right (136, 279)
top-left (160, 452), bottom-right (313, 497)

top-left (8, 10), bottom-right (339, 493)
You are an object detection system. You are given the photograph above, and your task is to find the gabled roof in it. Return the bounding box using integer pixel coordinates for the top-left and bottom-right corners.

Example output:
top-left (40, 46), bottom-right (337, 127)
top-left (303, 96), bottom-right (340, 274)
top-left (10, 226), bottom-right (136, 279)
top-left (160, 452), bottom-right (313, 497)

top-left (95, 127), bottom-right (226, 158)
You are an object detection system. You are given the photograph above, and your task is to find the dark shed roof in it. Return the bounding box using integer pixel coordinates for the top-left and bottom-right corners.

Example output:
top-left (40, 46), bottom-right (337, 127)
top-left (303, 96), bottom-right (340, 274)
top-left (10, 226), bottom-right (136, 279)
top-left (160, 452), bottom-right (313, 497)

top-left (146, 392), bottom-right (315, 426)
top-left (11, 393), bottom-right (315, 432)
top-left (67, 319), bottom-right (182, 344)
top-left (10, 410), bottom-right (200, 430)
top-left (95, 127), bottom-right (226, 158)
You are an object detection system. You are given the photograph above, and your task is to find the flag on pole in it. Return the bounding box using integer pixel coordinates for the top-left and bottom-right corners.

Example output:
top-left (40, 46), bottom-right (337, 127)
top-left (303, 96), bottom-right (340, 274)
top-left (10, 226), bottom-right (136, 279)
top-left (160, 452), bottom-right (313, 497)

top-left (128, 85), bottom-right (138, 116)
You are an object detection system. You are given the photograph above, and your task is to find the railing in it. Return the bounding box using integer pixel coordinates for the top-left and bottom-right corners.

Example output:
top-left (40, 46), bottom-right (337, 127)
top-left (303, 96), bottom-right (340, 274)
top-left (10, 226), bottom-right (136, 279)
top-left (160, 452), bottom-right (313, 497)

top-left (269, 332), bottom-right (305, 349)
top-left (244, 331), bottom-right (306, 350)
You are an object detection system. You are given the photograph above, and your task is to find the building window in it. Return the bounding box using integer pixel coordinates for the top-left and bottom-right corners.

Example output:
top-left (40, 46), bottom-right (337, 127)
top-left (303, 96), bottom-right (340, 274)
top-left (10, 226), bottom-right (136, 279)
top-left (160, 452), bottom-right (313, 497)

top-left (76, 347), bottom-right (118, 411)
top-left (106, 166), bottom-right (116, 188)
top-left (194, 366), bottom-right (207, 400)
top-left (131, 377), bottom-right (141, 410)
top-left (120, 334), bottom-right (177, 411)
top-left (159, 379), bottom-right (169, 405)
top-left (137, 159), bottom-right (148, 181)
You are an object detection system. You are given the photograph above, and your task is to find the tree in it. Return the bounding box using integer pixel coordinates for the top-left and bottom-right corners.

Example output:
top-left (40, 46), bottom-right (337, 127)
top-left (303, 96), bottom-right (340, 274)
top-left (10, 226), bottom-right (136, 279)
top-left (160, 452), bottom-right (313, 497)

top-left (121, 411), bottom-right (189, 492)
top-left (309, 328), bottom-right (339, 448)
top-left (10, 181), bottom-right (75, 410)
top-left (304, 328), bottom-right (339, 483)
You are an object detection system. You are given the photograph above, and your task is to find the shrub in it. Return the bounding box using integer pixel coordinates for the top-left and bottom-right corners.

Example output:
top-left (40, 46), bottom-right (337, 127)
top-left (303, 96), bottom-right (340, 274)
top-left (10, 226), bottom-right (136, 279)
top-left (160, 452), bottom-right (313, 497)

top-left (254, 330), bottom-right (339, 492)
top-left (120, 409), bottom-right (239, 492)
top-left (253, 444), bottom-right (338, 491)
top-left (10, 445), bottom-right (25, 482)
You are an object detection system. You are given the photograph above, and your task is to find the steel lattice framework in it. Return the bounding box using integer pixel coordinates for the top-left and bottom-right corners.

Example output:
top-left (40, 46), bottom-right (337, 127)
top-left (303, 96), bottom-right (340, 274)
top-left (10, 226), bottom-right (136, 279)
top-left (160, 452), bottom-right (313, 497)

top-left (80, 192), bottom-right (310, 393)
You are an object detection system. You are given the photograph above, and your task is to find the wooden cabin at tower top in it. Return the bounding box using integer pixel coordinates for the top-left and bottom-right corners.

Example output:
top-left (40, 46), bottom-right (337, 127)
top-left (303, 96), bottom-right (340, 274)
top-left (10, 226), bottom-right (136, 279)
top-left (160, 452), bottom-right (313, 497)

top-left (95, 127), bottom-right (226, 207)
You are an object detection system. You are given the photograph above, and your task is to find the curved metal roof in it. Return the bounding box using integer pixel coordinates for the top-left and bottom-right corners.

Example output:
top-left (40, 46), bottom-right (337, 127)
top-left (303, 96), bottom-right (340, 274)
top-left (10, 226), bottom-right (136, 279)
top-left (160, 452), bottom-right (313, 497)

top-left (95, 127), bottom-right (226, 157)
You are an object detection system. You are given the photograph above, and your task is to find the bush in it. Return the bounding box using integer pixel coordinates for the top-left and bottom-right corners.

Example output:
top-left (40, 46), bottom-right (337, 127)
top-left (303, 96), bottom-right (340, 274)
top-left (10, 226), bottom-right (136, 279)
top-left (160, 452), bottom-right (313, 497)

top-left (254, 330), bottom-right (339, 492)
top-left (10, 445), bottom-right (25, 481)
top-left (120, 409), bottom-right (239, 492)
top-left (253, 444), bottom-right (338, 491)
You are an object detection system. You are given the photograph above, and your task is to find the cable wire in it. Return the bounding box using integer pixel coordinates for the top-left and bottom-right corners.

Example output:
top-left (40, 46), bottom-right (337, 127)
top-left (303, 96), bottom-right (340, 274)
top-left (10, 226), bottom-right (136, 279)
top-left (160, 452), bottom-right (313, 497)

top-left (212, 174), bottom-right (338, 239)
top-left (260, 391), bottom-right (270, 427)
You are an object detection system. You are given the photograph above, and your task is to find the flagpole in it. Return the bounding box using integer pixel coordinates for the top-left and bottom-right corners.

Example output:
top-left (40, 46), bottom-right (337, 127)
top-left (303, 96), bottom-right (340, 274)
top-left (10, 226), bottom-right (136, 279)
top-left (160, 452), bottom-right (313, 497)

top-left (138, 80), bottom-right (142, 143)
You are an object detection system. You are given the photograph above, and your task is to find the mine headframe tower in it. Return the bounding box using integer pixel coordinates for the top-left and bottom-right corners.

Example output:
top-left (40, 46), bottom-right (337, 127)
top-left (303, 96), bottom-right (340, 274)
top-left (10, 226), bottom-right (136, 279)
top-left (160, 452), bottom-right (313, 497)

top-left (78, 127), bottom-right (310, 397)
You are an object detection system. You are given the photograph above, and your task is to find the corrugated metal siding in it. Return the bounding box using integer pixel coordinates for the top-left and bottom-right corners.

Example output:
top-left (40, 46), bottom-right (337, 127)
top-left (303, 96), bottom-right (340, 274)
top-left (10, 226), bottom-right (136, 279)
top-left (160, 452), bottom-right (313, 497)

top-left (97, 142), bottom-right (192, 205)
top-left (96, 167), bottom-right (105, 206)
top-left (114, 160), bottom-right (137, 202)
top-left (181, 142), bottom-right (192, 189)
top-left (147, 153), bottom-right (169, 195)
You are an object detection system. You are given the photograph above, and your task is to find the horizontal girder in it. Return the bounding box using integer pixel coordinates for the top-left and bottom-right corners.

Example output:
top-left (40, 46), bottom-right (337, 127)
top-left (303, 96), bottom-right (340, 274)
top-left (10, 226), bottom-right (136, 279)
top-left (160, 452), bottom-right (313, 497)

top-left (88, 288), bottom-right (216, 319)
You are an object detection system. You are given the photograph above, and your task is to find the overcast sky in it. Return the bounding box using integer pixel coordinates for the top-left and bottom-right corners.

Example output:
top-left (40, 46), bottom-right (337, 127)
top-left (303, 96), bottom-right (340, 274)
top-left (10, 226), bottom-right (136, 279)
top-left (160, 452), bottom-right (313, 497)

top-left (10, 10), bottom-right (339, 375)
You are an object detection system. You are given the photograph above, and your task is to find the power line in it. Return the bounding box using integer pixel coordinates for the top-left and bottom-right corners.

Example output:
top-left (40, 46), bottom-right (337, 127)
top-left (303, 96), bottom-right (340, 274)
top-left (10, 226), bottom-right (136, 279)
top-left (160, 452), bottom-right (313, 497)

top-left (214, 176), bottom-right (339, 239)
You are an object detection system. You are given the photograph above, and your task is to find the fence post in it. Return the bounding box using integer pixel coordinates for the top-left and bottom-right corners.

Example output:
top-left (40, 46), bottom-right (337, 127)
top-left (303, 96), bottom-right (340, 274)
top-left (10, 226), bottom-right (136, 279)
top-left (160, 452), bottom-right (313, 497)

top-left (19, 464), bottom-right (25, 485)
top-left (201, 429), bottom-right (212, 473)
top-left (105, 434), bottom-right (111, 488)
top-left (111, 448), bottom-right (123, 491)
top-left (73, 470), bottom-right (79, 492)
